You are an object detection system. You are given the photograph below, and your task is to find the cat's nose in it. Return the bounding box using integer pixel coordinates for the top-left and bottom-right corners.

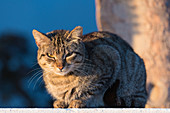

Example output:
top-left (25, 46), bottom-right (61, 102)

top-left (56, 63), bottom-right (64, 71)
top-left (58, 66), bottom-right (63, 70)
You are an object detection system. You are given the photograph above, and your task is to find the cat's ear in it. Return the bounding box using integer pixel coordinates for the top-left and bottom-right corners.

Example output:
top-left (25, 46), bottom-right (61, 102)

top-left (67, 26), bottom-right (83, 39)
top-left (32, 29), bottom-right (50, 47)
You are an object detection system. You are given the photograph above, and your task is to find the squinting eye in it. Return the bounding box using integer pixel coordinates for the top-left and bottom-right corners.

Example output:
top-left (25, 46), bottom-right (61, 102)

top-left (65, 52), bottom-right (73, 58)
top-left (47, 53), bottom-right (55, 58)
top-left (66, 52), bottom-right (77, 60)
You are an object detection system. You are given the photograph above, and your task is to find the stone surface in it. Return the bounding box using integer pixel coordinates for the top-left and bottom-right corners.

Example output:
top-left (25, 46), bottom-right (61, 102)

top-left (0, 108), bottom-right (170, 113)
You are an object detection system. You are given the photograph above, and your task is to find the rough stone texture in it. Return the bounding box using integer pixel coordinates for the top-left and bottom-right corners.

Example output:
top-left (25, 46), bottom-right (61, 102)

top-left (0, 108), bottom-right (170, 113)
top-left (95, 0), bottom-right (170, 108)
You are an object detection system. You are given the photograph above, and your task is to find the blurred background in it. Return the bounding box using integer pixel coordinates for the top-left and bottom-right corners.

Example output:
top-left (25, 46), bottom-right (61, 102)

top-left (0, 0), bottom-right (97, 107)
top-left (0, 0), bottom-right (170, 108)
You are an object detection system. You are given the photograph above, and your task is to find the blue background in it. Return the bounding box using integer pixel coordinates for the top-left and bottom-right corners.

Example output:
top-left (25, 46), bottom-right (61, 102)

top-left (0, 0), bottom-right (97, 44)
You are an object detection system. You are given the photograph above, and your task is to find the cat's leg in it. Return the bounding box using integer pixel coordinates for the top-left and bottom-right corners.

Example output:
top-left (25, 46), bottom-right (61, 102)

top-left (131, 84), bottom-right (147, 107)
top-left (134, 63), bottom-right (147, 108)
top-left (68, 94), bottom-right (104, 108)
top-left (53, 100), bottom-right (67, 108)
top-left (131, 97), bottom-right (147, 108)
top-left (118, 51), bottom-right (147, 108)
top-left (68, 100), bottom-right (86, 108)
top-left (91, 45), bottom-right (121, 107)
top-left (131, 60), bottom-right (147, 108)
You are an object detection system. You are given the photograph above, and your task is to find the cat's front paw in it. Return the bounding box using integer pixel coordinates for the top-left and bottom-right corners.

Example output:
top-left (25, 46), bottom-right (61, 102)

top-left (53, 100), bottom-right (67, 108)
top-left (68, 100), bottom-right (86, 108)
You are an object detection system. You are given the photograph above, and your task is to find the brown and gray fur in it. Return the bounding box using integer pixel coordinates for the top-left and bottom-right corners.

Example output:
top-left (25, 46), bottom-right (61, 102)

top-left (32, 26), bottom-right (147, 108)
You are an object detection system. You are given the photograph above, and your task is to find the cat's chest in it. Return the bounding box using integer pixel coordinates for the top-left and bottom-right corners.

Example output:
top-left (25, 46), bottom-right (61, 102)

top-left (44, 74), bottom-right (79, 100)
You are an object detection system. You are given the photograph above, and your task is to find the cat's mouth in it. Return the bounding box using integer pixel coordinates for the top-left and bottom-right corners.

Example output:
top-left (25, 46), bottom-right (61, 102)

top-left (53, 65), bottom-right (74, 76)
top-left (48, 63), bottom-right (83, 76)
top-left (54, 71), bottom-right (69, 76)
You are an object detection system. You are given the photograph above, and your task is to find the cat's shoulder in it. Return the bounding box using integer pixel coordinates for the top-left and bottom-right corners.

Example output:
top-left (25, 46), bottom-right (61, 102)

top-left (82, 31), bottom-right (133, 51)
top-left (82, 31), bottom-right (124, 42)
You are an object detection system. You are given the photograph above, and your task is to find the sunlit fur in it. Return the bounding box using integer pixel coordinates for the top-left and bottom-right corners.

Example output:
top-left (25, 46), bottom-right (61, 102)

top-left (37, 30), bottom-right (85, 76)
top-left (33, 26), bottom-right (147, 108)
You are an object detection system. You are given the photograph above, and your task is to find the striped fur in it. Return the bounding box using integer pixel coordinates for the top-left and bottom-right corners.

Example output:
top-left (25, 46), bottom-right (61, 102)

top-left (33, 26), bottom-right (147, 108)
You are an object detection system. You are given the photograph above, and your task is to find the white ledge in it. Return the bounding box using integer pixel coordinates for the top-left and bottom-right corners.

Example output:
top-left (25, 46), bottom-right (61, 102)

top-left (0, 108), bottom-right (170, 113)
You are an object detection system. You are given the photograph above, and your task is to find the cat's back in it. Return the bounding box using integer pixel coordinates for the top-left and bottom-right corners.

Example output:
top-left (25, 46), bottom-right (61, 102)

top-left (82, 31), bottom-right (133, 53)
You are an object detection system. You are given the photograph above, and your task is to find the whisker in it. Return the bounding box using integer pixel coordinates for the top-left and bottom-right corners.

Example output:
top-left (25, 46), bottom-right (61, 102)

top-left (33, 72), bottom-right (51, 90)
top-left (75, 62), bottom-right (95, 66)
top-left (31, 62), bottom-right (39, 68)
top-left (26, 68), bottom-right (41, 75)
top-left (74, 63), bottom-right (95, 68)
top-left (84, 63), bottom-right (95, 67)
top-left (28, 70), bottom-right (43, 88)
top-left (84, 58), bottom-right (93, 63)
top-left (33, 75), bottom-right (43, 90)
top-left (75, 68), bottom-right (89, 76)
top-left (28, 70), bottom-right (42, 83)
top-left (38, 79), bottom-right (44, 88)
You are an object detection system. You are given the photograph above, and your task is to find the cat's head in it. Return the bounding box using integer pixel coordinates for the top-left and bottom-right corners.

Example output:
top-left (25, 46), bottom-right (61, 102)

top-left (32, 26), bottom-right (85, 76)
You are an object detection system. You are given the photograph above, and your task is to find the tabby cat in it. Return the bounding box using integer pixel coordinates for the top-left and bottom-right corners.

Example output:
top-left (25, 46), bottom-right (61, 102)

top-left (32, 26), bottom-right (147, 108)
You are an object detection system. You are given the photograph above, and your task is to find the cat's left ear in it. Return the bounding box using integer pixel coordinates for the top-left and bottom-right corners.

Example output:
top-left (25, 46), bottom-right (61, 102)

top-left (32, 29), bottom-right (50, 48)
top-left (67, 26), bottom-right (83, 39)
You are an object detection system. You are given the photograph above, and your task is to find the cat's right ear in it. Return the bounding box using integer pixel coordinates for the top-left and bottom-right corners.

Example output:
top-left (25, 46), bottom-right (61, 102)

top-left (32, 29), bottom-right (50, 48)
